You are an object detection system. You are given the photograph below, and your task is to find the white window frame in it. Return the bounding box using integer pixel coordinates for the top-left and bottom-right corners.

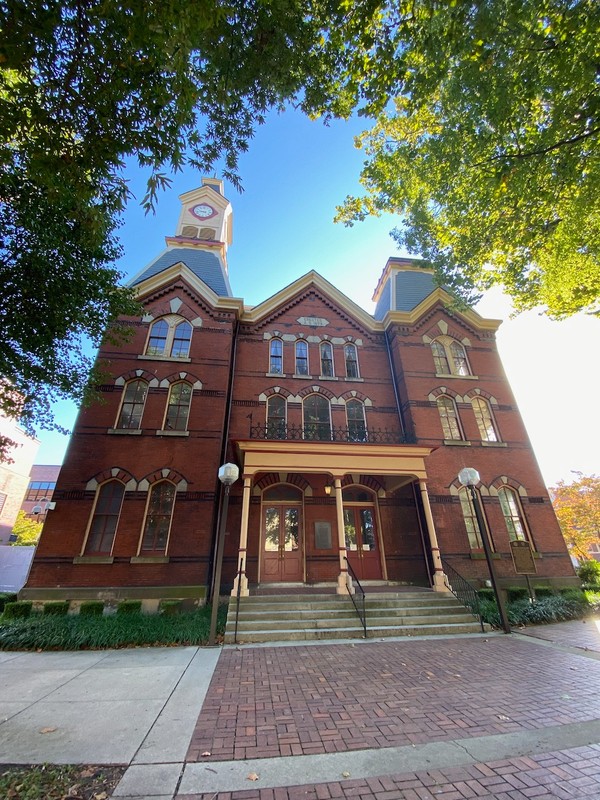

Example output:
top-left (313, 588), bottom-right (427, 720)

top-left (145, 315), bottom-right (193, 359)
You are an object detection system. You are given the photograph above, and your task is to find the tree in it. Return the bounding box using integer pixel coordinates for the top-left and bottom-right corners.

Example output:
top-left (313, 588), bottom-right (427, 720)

top-left (336, 0), bottom-right (600, 318)
top-left (10, 510), bottom-right (43, 546)
top-left (0, 0), bottom-right (383, 447)
top-left (550, 473), bottom-right (600, 563)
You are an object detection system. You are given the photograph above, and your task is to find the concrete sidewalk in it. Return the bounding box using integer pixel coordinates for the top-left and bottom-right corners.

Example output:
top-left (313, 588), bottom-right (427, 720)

top-left (0, 620), bottom-right (599, 799)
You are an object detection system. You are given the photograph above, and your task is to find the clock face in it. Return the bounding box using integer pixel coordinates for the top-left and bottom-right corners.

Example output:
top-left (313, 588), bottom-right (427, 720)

top-left (190, 203), bottom-right (216, 220)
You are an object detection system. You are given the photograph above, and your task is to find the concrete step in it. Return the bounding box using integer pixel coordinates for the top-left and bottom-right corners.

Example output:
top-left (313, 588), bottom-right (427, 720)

top-left (232, 596), bottom-right (465, 613)
top-left (231, 612), bottom-right (478, 632)
top-left (233, 606), bottom-right (475, 622)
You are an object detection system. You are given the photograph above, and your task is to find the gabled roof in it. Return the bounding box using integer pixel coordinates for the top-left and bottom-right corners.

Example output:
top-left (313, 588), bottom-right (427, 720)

top-left (128, 246), bottom-right (232, 296)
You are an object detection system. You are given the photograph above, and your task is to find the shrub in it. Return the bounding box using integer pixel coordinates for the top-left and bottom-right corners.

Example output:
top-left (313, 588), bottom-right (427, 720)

top-left (159, 599), bottom-right (182, 616)
top-left (479, 593), bottom-right (589, 628)
top-left (477, 588), bottom-right (495, 602)
top-left (3, 601), bottom-right (33, 619)
top-left (79, 601), bottom-right (105, 617)
top-left (578, 560), bottom-right (600, 584)
top-left (533, 587), bottom-right (555, 598)
top-left (43, 601), bottom-right (69, 616)
top-left (116, 600), bottom-right (142, 615)
top-left (0, 593), bottom-right (18, 613)
top-left (507, 587), bottom-right (529, 602)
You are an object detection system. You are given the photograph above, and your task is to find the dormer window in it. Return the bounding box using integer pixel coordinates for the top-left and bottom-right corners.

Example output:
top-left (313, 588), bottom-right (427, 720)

top-left (145, 316), bottom-right (192, 359)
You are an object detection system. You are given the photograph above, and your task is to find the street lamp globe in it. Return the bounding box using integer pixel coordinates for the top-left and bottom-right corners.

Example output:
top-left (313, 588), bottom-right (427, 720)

top-left (458, 467), bottom-right (480, 487)
top-left (218, 463), bottom-right (239, 486)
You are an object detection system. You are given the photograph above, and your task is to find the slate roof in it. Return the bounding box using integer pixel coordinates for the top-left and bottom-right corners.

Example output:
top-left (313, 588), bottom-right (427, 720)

top-left (129, 247), bottom-right (232, 297)
top-left (374, 269), bottom-right (439, 319)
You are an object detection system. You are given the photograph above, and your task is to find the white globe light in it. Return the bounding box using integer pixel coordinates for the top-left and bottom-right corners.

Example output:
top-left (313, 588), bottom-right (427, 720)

top-left (218, 463), bottom-right (239, 486)
top-left (458, 467), bottom-right (480, 486)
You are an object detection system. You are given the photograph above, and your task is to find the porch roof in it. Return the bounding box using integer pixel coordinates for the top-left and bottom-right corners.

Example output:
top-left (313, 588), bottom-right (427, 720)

top-left (235, 440), bottom-right (434, 480)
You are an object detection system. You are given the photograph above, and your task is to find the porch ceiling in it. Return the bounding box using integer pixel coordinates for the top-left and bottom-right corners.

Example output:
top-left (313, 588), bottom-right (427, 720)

top-left (235, 439), bottom-right (433, 480)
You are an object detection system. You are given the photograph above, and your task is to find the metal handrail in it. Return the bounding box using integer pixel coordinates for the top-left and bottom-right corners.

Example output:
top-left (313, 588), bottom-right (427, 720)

top-left (249, 423), bottom-right (413, 445)
top-left (441, 557), bottom-right (484, 632)
top-left (344, 557), bottom-right (367, 637)
top-left (233, 561), bottom-right (243, 645)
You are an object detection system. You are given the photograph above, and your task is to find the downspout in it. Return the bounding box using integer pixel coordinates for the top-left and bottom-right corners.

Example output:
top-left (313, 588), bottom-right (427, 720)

top-left (208, 318), bottom-right (240, 597)
top-left (384, 328), bottom-right (408, 438)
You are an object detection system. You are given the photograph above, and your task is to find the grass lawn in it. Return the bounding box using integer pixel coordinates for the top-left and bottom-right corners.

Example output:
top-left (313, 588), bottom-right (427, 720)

top-left (0, 763), bottom-right (125, 799)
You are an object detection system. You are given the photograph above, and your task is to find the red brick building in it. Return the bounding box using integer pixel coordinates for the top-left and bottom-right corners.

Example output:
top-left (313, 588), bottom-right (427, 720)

top-left (22, 180), bottom-right (576, 606)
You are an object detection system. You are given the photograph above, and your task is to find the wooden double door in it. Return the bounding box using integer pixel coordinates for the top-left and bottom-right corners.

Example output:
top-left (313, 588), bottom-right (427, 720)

top-left (344, 504), bottom-right (382, 580)
top-left (262, 504), bottom-right (303, 582)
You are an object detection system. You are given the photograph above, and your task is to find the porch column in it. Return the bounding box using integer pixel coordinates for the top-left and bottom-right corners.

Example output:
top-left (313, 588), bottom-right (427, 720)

top-left (231, 476), bottom-right (252, 597)
top-left (418, 480), bottom-right (448, 592)
top-left (334, 478), bottom-right (353, 595)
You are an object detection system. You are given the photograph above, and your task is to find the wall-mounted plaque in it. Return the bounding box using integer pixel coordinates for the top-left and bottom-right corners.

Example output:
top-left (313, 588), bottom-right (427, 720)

top-left (510, 540), bottom-right (537, 574)
top-left (315, 521), bottom-right (332, 550)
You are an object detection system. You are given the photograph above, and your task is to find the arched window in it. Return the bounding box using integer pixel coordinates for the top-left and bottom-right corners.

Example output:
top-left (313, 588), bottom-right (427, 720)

top-left (146, 319), bottom-right (169, 356)
top-left (145, 316), bottom-right (194, 358)
top-left (458, 487), bottom-right (485, 550)
top-left (171, 321), bottom-right (192, 357)
top-left (436, 395), bottom-right (462, 440)
top-left (471, 397), bottom-right (499, 442)
top-left (295, 340), bottom-right (309, 376)
top-left (269, 338), bottom-right (283, 374)
top-left (344, 344), bottom-right (359, 378)
top-left (498, 486), bottom-right (528, 542)
top-left (320, 342), bottom-right (334, 377)
top-left (303, 394), bottom-right (331, 441)
top-left (431, 341), bottom-right (450, 374)
top-left (346, 399), bottom-right (367, 442)
top-left (141, 481), bottom-right (176, 552)
top-left (431, 337), bottom-right (472, 376)
top-left (266, 395), bottom-right (286, 439)
top-left (117, 379), bottom-right (148, 429)
top-left (85, 480), bottom-right (125, 554)
top-left (165, 382), bottom-right (192, 431)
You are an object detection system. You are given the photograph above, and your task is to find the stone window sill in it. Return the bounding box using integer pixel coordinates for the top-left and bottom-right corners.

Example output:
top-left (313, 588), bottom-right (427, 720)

top-left (435, 373), bottom-right (479, 380)
top-left (293, 374), bottom-right (312, 379)
top-left (266, 372), bottom-right (286, 378)
top-left (107, 428), bottom-right (142, 435)
top-left (155, 430), bottom-right (189, 437)
top-left (319, 375), bottom-right (338, 381)
top-left (130, 556), bottom-right (169, 564)
top-left (344, 377), bottom-right (364, 382)
top-left (73, 556), bottom-right (114, 564)
top-left (470, 552), bottom-right (502, 560)
top-left (444, 439), bottom-right (471, 446)
top-left (138, 354), bottom-right (191, 363)
top-left (481, 441), bottom-right (507, 447)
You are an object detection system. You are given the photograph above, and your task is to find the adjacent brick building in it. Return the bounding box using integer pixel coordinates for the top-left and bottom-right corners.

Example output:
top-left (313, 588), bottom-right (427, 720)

top-left (22, 180), bottom-right (576, 605)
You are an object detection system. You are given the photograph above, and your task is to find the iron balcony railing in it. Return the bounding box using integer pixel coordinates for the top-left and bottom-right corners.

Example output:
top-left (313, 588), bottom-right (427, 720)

top-left (249, 423), bottom-right (413, 444)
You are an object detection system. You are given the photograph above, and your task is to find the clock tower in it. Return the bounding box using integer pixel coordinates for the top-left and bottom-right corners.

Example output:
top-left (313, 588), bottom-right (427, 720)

top-left (128, 177), bottom-right (235, 297)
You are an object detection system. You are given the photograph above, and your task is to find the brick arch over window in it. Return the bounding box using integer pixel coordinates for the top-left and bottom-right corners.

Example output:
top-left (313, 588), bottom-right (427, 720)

top-left (448, 477), bottom-right (490, 497)
top-left (86, 468), bottom-right (137, 491)
top-left (138, 468), bottom-right (188, 492)
top-left (489, 476), bottom-right (528, 497)
top-left (428, 386), bottom-right (464, 402)
top-left (339, 389), bottom-right (370, 404)
top-left (159, 372), bottom-right (203, 389)
top-left (297, 385), bottom-right (336, 400)
top-left (464, 388), bottom-right (499, 405)
top-left (341, 475), bottom-right (385, 494)
top-left (259, 386), bottom-right (294, 400)
top-left (422, 321), bottom-right (472, 347)
top-left (114, 369), bottom-right (158, 387)
top-left (254, 473), bottom-right (311, 492)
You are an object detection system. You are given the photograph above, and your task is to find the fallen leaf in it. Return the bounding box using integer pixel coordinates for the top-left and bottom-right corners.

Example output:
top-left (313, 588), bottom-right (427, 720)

top-left (342, 772), bottom-right (351, 778)
top-left (93, 793), bottom-right (108, 800)
top-left (497, 715), bottom-right (510, 721)
top-left (79, 769), bottom-right (95, 778)
top-left (201, 751), bottom-right (211, 757)
top-left (39, 726), bottom-right (57, 734)
top-left (247, 773), bottom-right (259, 781)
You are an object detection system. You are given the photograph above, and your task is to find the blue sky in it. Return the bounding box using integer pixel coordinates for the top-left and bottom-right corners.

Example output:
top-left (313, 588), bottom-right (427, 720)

top-left (34, 108), bottom-right (598, 487)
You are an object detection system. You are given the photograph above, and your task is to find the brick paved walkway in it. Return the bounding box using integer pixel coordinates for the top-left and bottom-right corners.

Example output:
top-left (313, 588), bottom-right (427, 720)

top-left (518, 617), bottom-right (600, 653)
top-left (186, 637), bottom-right (600, 763)
top-left (179, 743), bottom-right (600, 800)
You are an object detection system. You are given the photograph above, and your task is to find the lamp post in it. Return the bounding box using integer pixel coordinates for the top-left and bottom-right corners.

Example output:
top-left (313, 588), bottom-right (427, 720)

top-left (208, 462), bottom-right (239, 646)
top-left (458, 467), bottom-right (511, 634)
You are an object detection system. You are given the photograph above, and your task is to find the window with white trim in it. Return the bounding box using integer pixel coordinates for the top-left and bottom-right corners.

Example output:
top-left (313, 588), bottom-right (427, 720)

top-left (344, 344), bottom-right (359, 378)
top-left (458, 487), bottom-right (485, 549)
top-left (145, 316), bottom-right (192, 358)
top-left (141, 481), bottom-right (176, 552)
top-left (431, 337), bottom-right (472, 376)
top-left (320, 342), bottom-right (334, 377)
top-left (346, 399), bottom-right (367, 441)
top-left (295, 340), bottom-right (309, 375)
top-left (164, 382), bottom-right (192, 431)
top-left (269, 338), bottom-right (283, 374)
top-left (498, 486), bottom-right (529, 542)
top-left (117, 379), bottom-right (148, 429)
top-left (303, 394), bottom-right (331, 440)
top-left (266, 395), bottom-right (286, 438)
top-left (85, 480), bottom-right (125, 554)
top-left (436, 395), bottom-right (463, 440)
top-left (471, 396), bottom-right (499, 442)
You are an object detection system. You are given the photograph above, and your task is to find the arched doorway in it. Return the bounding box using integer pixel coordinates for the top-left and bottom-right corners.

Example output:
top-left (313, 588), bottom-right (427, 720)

top-left (261, 484), bottom-right (303, 582)
top-left (343, 486), bottom-right (383, 580)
